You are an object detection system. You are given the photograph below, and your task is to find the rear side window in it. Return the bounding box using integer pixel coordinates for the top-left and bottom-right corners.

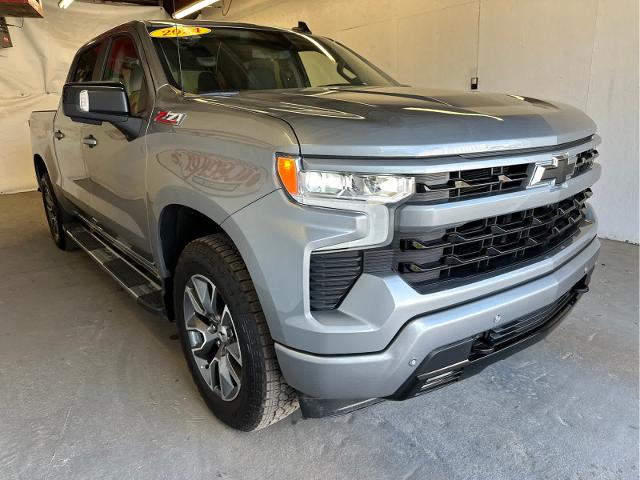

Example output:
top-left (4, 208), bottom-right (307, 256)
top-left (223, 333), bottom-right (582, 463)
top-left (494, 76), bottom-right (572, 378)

top-left (102, 35), bottom-right (148, 116)
top-left (72, 43), bottom-right (103, 82)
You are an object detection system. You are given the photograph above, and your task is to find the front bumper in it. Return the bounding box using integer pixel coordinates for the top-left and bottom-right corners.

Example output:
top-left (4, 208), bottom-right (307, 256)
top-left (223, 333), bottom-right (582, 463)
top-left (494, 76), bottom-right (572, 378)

top-left (274, 235), bottom-right (599, 401)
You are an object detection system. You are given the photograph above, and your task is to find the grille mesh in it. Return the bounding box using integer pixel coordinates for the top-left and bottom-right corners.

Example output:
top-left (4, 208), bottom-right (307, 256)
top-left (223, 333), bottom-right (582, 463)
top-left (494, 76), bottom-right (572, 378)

top-left (308, 190), bottom-right (592, 308)
top-left (414, 164), bottom-right (529, 203)
top-left (574, 148), bottom-right (598, 176)
top-left (396, 189), bottom-right (592, 292)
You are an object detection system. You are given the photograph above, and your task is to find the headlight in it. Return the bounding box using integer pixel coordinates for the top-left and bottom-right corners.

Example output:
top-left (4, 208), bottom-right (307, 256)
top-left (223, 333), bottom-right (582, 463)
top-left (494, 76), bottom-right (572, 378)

top-left (276, 155), bottom-right (414, 205)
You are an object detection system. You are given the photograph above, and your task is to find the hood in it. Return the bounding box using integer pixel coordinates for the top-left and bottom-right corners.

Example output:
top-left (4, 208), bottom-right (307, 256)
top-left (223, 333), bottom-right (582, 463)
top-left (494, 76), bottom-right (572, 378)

top-left (202, 86), bottom-right (596, 158)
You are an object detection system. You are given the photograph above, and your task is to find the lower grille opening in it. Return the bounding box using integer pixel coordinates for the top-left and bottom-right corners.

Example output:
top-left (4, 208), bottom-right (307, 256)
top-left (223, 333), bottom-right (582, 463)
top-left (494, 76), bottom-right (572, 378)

top-left (471, 289), bottom-right (576, 358)
top-left (419, 369), bottom-right (463, 393)
top-left (309, 251), bottom-right (362, 311)
top-left (398, 280), bottom-right (587, 400)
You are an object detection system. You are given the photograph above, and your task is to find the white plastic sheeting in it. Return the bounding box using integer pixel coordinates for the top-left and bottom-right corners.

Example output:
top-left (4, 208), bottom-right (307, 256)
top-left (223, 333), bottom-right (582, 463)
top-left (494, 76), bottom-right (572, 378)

top-left (0, 0), bottom-right (167, 193)
top-left (205, 0), bottom-right (640, 243)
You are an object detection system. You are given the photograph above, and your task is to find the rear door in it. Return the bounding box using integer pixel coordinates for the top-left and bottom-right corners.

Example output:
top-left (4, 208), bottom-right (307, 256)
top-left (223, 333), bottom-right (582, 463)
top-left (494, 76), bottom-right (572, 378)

top-left (81, 32), bottom-right (154, 260)
top-left (53, 40), bottom-right (106, 213)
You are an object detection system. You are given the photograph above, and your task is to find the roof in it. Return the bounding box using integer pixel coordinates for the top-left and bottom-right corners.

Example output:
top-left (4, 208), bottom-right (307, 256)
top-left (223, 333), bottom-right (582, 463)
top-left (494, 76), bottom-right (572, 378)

top-left (142, 19), bottom-right (287, 33)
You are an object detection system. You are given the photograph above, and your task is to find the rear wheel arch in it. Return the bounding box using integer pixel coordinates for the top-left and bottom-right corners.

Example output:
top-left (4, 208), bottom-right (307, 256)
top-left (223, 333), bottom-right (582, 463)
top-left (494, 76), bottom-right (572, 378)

top-left (34, 155), bottom-right (47, 189)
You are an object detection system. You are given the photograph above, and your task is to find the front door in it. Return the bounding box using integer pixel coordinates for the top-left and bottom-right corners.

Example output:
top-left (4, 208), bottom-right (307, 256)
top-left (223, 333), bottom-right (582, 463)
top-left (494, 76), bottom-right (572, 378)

top-left (53, 40), bottom-right (105, 214)
top-left (81, 33), bottom-right (153, 259)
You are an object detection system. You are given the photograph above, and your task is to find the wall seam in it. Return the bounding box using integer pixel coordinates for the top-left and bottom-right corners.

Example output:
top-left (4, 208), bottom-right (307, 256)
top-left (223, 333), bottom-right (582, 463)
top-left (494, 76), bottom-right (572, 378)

top-left (584, 0), bottom-right (601, 112)
top-left (475, 0), bottom-right (481, 82)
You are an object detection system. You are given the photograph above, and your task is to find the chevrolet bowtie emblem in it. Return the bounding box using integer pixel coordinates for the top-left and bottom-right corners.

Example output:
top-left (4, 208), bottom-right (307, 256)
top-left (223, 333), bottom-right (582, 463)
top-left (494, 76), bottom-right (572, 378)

top-left (528, 153), bottom-right (576, 188)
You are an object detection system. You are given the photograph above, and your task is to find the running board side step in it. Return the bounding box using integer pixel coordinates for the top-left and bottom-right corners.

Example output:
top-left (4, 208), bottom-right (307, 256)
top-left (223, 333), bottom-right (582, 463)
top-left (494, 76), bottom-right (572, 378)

top-left (65, 223), bottom-right (166, 317)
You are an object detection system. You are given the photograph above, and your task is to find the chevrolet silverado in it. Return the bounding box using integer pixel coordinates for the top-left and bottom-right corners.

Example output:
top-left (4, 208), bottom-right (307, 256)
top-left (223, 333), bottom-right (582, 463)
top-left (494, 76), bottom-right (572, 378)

top-left (29, 20), bottom-right (601, 431)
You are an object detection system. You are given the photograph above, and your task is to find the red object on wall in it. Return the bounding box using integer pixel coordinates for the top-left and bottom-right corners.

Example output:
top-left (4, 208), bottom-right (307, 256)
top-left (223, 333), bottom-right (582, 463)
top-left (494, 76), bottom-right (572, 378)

top-left (0, 0), bottom-right (44, 18)
top-left (0, 18), bottom-right (12, 48)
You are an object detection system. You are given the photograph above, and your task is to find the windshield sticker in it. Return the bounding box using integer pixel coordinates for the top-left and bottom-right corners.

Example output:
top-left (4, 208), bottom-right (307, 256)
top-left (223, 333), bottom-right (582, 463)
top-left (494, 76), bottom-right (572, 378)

top-left (149, 26), bottom-right (211, 38)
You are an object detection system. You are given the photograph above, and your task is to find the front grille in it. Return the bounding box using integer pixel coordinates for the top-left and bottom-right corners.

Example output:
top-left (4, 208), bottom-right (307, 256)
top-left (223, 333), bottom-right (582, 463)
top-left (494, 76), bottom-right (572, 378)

top-left (574, 148), bottom-right (598, 176)
top-left (413, 147), bottom-right (597, 204)
top-left (308, 142), bottom-right (597, 309)
top-left (309, 190), bottom-right (592, 308)
top-left (309, 251), bottom-right (362, 310)
top-left (395, 189), bottom-right (592, 293)
top-left (414, 164), bottom-right (529, 203)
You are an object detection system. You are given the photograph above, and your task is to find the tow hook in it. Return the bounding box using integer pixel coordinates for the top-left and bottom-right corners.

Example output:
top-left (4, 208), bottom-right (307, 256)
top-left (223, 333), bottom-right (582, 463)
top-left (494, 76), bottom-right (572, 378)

top-left (573, 285), bottom-right (589, 294)
top-left (470, 338), bottom-right (495, 356)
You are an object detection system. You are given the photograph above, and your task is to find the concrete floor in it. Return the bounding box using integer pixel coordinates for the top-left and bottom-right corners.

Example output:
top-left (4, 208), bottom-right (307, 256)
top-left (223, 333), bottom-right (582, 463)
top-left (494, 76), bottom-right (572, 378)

top-left (0, 191), bottom-right (637, 480)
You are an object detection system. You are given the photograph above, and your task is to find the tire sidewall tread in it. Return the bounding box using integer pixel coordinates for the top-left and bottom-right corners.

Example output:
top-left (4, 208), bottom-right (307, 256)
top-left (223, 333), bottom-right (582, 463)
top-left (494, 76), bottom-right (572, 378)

top-left (174, 234), bottom-right (298, 431)
top-left (41, 172), bottom-right (75, 251)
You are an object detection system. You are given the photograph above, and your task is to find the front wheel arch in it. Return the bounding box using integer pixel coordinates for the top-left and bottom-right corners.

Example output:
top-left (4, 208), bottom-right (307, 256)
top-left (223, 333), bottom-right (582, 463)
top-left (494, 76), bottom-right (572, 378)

top-left (157, 204), bottom-right (225, 320)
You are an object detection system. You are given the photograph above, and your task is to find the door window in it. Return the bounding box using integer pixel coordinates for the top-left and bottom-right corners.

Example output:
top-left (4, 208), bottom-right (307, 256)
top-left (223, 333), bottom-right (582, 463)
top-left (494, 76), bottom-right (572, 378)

top-left (72, 43), bottom-right (103, 82)
top-left (102, 36), bottom-right (148, 116)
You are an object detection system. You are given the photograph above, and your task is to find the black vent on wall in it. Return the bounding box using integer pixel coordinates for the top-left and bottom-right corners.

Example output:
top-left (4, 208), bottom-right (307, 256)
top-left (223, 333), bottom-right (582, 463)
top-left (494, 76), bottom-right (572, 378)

top-left (1, 18), bottom-right (12, 48)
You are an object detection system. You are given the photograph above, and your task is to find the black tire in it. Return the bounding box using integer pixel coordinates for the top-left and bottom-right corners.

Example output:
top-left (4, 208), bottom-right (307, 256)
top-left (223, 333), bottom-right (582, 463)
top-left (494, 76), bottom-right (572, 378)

top-left (174, 234), bottom-right (298, 431)
top-left (40, 172), bottom-right (75, 251)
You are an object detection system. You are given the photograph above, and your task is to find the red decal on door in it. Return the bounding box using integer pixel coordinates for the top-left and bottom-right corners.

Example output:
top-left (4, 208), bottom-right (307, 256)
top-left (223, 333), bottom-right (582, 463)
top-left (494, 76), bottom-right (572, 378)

top-left (154, 111), bottom-right (187, 126)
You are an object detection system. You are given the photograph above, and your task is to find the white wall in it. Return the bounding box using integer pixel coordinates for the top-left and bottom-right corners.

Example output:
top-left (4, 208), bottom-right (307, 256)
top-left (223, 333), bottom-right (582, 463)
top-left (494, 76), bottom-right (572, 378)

top-left (205, 0), bottom-right (639, 243)
top-left (0, 0), bottom-right (167, 194)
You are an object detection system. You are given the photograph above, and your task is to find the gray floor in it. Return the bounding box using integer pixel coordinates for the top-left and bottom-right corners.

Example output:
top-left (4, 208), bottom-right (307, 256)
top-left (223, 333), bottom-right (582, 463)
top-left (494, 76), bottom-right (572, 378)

top-left (0, 191), bottom-right (637, 480)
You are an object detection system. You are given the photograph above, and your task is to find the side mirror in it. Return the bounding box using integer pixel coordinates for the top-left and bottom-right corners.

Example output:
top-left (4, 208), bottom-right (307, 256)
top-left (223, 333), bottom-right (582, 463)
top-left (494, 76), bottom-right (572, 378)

top-left (62, 82), bottom-right (142, 139)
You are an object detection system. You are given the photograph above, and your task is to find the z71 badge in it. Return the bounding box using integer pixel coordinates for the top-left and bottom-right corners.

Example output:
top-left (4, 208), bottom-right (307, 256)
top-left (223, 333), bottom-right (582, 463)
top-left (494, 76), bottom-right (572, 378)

top-left (154, 111), bottom-right (187, 126)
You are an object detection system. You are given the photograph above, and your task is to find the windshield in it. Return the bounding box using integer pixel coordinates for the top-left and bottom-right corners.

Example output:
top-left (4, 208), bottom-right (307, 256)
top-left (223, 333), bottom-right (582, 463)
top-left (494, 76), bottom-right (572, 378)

top-left (149, 25), bottom-right (398, 93)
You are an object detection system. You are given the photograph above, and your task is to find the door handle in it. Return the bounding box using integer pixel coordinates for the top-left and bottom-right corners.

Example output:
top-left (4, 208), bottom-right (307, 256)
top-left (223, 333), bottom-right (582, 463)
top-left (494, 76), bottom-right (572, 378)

top-left (82, 135), bottom-right (98, 148)
top-left (54, 130), bottom-right (65, 140)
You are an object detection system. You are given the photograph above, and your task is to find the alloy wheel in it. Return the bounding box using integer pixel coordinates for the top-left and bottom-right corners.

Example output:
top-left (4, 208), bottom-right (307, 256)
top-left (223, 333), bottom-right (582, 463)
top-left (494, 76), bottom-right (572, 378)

top-left (183, 274), bottom-right (242, 401)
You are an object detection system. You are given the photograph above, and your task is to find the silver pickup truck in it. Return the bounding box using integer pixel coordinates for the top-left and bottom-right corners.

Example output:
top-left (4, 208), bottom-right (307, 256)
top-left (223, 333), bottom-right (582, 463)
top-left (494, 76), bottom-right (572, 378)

top-left (29, 20), bottom-right (601, 431)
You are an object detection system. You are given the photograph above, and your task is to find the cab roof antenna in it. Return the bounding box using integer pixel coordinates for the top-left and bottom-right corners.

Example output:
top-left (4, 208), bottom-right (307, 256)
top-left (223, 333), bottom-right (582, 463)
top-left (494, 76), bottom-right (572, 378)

top-left (292, 21), bottom-right (311, 34)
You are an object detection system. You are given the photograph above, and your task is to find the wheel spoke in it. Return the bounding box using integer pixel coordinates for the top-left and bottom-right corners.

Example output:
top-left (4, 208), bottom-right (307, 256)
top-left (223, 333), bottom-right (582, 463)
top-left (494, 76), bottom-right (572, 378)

top-left (192, 276), bottom-right (216, 315)
top-left (225, 353), bottom-right (241, 385)
top-left (225, 341), bottom-right (242, 367)
top-left (195, 357), bottom-right (213, 386)
top-left (186, 313), bottom-right (209, 336)
top-left (217, 355), bottom-right (237, 400)
top-left (220, 305), bottom-right (232, 326)
top-left (185, 286), bottom-right (207, 317)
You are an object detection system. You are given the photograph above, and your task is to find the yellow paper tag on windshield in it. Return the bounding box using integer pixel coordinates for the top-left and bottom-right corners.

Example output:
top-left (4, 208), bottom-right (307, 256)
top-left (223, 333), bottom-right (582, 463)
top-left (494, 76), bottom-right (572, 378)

top-left (149, 26), bottom-right (211, 38)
